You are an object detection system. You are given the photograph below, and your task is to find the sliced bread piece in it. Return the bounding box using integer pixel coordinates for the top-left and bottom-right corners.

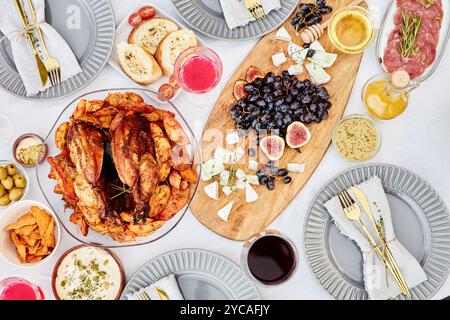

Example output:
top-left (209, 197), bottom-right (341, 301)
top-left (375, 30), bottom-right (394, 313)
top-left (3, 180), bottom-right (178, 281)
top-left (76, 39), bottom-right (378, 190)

top-left (117, 42), bottom-right (163, 85)
top-left (155, 29), bottom-right (198, 75)
top-left (128, 18), bottom-right (179, 55)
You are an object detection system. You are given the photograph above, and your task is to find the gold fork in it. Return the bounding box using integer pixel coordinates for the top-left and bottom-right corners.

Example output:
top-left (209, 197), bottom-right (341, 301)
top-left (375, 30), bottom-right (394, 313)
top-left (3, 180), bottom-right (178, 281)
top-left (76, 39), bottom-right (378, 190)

top-left (14, 0), bottom-right (48, 86)
top-left (26, 0), bottom-right (61, 86)
top-left (338, 190), bottom-right (411, 298)
top-left (351, 187), bottom-right (411, 299)
top-left (244, 0), bottom-right (267, 20)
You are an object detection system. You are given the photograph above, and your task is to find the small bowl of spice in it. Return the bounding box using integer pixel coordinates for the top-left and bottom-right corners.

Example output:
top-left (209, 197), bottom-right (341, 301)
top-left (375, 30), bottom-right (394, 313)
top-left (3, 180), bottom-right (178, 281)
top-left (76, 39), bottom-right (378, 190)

top-left (332, 114), bottom-right (381, 162)
top-left (12, 134), bottom-right (48, 168)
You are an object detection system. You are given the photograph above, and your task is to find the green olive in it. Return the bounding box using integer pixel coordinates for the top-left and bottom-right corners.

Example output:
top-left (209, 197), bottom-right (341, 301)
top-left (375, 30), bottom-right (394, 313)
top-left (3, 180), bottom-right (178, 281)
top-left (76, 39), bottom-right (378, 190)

top-left (1, 176), bottom-right (14, 190)
top-left (6, 163), bottom-right (16, 176)
top-left (0, 194), bottom-right (11, 207)
top-left (13, 174), bottom-right (27, 189)
top-left (0, 167), bottom-right (6, 180)
top-left (8, 188), bottom-right (24, 202)
top-left (0, 185), bottom-right (5, 197)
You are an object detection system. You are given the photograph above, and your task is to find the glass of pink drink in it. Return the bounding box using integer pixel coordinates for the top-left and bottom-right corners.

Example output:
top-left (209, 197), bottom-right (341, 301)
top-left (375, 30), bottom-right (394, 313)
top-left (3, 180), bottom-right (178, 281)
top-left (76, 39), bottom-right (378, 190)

top-left (174, 46), bottom-right (223, 105)
top-left (0, 277), bottom-right (45, 300)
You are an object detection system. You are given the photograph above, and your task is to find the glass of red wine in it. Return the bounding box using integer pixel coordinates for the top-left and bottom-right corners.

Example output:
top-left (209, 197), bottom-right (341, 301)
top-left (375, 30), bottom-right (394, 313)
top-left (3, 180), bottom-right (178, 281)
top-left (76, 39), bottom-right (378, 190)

top-left (241, 230), bottom-right (298, 286)
top-left (174, 46), bottom-right (223, 107)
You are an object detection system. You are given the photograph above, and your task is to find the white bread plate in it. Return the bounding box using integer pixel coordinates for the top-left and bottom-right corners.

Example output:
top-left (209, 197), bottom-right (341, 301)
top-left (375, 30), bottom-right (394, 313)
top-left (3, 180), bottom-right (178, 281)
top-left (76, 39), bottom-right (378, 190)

top-left (0, 200), bottom-right (61, 268)
top-left (108, 3), bottom-right (206, 100)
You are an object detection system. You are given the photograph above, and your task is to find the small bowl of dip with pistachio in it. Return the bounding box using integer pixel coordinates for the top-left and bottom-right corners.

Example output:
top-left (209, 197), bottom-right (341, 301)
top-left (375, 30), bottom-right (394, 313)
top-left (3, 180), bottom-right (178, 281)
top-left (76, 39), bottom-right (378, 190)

top-left (332, 114), bottom-right (381, 162)
top-left (12, 134), bottom-right (48, 168)
top-left (52, 245), bottom-right (125, 300)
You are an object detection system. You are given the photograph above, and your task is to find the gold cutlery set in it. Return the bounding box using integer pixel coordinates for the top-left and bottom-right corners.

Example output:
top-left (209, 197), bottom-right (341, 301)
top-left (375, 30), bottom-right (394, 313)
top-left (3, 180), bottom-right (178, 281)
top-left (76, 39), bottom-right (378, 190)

top-left (338, 188), bottom-right (412, 298)
top-left (244, 0), bottom-right (267, 20)
top-left (14, 0), bottom-right (61, 87)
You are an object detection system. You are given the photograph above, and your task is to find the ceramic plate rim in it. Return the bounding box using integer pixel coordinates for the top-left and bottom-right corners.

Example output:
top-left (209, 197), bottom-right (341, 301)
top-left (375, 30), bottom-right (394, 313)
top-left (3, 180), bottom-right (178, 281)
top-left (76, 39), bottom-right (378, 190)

top-left (120, 248), bottom-right (261, 300)
top-left (303, 163), bottom-right (450, 300)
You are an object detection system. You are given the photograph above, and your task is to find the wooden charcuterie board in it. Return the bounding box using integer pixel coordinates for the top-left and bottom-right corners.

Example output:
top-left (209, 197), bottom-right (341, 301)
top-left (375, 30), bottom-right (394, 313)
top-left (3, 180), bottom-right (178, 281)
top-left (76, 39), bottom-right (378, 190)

top-left (190, 0), bottom-right (365, 241)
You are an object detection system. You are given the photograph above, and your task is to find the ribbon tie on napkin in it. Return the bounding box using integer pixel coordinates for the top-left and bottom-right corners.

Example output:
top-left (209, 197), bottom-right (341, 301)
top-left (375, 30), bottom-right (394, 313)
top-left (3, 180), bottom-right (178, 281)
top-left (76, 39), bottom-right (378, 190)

top-left (219, 0), bottom-right (281, 29)
top-left (325, 176), bottom-right (427, 300)
top-left (0, 0), bottom-right (81, 96)
top-left (127, 275), bottom-right (184, 300)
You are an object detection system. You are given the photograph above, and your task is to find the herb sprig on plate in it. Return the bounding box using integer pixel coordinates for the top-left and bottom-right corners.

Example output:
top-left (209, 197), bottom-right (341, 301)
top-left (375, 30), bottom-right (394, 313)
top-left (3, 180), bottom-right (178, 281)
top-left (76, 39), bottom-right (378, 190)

top-left (398, 9), bottom-right (422, 58)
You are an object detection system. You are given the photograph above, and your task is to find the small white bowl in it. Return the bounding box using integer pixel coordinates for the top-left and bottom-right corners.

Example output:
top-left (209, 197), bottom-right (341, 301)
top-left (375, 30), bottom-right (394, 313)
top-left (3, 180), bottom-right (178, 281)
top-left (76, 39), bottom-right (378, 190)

top-left (0, 200), bottom-right (61, 268)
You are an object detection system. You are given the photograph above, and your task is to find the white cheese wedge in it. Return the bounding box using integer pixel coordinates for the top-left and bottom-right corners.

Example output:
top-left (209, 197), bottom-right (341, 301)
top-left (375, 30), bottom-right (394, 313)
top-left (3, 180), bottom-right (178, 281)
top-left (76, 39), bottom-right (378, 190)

top-left (222, 185), bottom-right (233, 197)
top-left (272, 52), bottom-right (287, 68)
top-left (305, 63), bottom-right (331, 85)
top-left (236, 169), bottom-right (246, 181)
top-left (288, 43), bottom-right (308, 64)
top-left (236, 180), bottom-right (246, 190)
top-left (245, 183), bottom-right (259, 203)
top-left (232, 147), bottom-right (245, 163)
top-left (202, 159), bottom-right (224, 178)
top-left (204, 181), bottom-right (219, 200)
top-left (217, 201), bottom-right (234, 222)
top-left (309, 40), bottom-right (325, 52)
top-left (287, 163), bottom-right (306, 173)
top-left (288, 64), bottom-right (303, 76)
top-left (226, 132), bottom-right (240, 145)
top-left (308, 51), bottom-right (338, 68)
top-left (214, 147), bottom-right (232, 164)
top-left (201, 171), bottom-right (212, 182)
top-left (246, 175), bottom-right (260, 185)
top-left (248, 160), bottom-right (259, 171)
top-left (220, 170), bottom-right (230, 186)
top-left (274, 27), bottom-right (292, 42)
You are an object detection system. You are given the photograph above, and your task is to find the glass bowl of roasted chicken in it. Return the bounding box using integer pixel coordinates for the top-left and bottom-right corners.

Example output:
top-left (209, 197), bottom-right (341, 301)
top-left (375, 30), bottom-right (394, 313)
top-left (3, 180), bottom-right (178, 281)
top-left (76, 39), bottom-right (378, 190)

top-left (36, 89), bottom-right (201, 247)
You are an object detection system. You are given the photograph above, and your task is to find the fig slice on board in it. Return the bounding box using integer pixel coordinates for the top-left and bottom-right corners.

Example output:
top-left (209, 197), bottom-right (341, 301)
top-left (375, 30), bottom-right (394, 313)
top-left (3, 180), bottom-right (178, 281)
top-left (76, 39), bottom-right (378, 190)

top-left (233, 80), bottom-right (248, 100)
top-left (246, 66), bottom-right (265, 83)
top-left (260, 136), bottom-right (285, 161)
top-left (286, 122), bottom-right (311, 149)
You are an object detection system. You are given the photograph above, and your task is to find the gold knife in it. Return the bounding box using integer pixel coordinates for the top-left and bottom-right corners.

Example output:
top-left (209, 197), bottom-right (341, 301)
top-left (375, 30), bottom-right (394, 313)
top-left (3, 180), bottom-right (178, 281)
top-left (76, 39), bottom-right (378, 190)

top-left (352, 187), bottom-right (411, 299)
top-left (14, 0), bottom-right (48, 87)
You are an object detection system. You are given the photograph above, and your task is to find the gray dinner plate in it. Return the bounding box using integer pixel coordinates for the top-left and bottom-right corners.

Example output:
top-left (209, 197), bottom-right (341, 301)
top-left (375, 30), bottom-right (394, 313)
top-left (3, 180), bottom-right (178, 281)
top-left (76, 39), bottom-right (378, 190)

top-left (171, 0), bottom-right (299, 40)
top-left (304, 163), bottom-right (450, 300)
top-left (0, 0), bottom-right (115, 100)
top-left (121, 249), bottom-right (261, 300)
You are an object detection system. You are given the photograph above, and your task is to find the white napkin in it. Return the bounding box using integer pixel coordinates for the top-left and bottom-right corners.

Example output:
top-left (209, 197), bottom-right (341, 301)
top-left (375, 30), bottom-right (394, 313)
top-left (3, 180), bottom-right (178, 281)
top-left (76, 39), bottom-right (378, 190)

top-left (219, 0), bottom-right (281, 29)
top-left (127, 275), bottom-right (184, 300)
top-left (0, 0), bottom-right (81, 96)
top-left (324, 176), bottom-right (427, 300)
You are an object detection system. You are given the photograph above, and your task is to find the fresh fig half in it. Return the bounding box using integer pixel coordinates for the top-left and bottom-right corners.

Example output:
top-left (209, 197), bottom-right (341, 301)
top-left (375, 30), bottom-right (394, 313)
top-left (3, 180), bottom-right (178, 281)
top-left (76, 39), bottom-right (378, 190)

top-left (246, 66), bottom-right (265, 83)
top-left (234, 80), bottom-right (248, 100)
top-left (286, 122), bottom-right (311, 149)
top-left (260, 136), bottom-right (285, 161)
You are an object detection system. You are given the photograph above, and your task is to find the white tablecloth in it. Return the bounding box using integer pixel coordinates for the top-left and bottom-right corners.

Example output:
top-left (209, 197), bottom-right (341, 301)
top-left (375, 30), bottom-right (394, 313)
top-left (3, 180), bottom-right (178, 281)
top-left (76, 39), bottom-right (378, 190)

top-left (0, 0), bottom-right (449, 300)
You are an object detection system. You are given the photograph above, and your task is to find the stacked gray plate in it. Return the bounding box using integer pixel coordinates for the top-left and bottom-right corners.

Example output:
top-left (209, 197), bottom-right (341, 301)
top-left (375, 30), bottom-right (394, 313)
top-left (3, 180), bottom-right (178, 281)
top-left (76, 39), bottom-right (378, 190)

top-left (121, 249), bottom-right (261, 300)
top-left (0, 0), bottom-right (115, 100)
top-left (171, 0), bottom-right (299, 40)
top-left (304, 163), bottom-right (450, 300)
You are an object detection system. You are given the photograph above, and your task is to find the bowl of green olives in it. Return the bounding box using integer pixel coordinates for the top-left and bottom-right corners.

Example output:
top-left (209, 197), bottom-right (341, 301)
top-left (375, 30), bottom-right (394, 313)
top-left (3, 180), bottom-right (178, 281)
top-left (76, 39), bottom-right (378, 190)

top-left (0, 161), bottom-right (30, 208)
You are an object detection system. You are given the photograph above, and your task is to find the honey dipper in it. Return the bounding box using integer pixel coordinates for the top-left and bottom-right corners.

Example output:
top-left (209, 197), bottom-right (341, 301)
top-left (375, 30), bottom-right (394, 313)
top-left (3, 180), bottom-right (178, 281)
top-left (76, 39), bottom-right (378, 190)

top-left (300, 0), bottom-right (365, 44)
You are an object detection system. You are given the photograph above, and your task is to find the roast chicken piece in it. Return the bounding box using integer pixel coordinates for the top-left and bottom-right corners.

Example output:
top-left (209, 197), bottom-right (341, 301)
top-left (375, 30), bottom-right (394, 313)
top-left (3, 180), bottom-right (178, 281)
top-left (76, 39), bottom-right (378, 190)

top-left (73, 175), bottom-right (107, 226)
top-left (138, 153), bottom-right (159, 209)
top-left (66, 122), bottom-right (105, 186)
top-left (48, 151), bottom-right (78, 209)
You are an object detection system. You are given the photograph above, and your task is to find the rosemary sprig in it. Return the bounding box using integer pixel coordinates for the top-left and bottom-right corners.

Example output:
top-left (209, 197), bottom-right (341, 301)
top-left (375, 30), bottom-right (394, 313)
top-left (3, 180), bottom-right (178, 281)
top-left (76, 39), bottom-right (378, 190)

top-left (398, 9), bottom-right (422, 58)
top-left (110, 183), bottom-right (132, 200)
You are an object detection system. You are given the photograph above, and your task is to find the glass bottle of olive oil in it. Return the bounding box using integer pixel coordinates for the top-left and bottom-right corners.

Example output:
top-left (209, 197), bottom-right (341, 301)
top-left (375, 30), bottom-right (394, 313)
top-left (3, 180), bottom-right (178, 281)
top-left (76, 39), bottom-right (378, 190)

top-left (363, 70), bottom-right (419, 120)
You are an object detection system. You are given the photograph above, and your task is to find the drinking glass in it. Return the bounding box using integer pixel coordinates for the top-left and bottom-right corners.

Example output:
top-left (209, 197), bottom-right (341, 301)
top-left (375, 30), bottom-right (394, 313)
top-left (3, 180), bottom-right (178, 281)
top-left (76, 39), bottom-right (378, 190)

top-left (0, 277), bottom-right (45, 300)
top-left (174, 46), bottom-right (223, 107)
top-left (240, 230), bottom-right (298, 286)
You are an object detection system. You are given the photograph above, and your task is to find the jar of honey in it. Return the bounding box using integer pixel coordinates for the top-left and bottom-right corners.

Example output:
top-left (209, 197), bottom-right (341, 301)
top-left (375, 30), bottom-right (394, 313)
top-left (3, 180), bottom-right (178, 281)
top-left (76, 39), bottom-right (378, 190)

top-left (328, 6), bottom-right (375, 54)
top-left (362, 70), bottom-right (419, 120)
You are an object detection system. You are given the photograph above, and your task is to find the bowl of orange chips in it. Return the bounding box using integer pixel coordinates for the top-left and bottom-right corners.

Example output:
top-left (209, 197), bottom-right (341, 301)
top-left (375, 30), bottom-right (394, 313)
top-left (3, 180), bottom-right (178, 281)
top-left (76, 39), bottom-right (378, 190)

top-left (0, 200), bottom-right (61, 267)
